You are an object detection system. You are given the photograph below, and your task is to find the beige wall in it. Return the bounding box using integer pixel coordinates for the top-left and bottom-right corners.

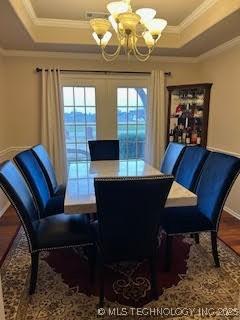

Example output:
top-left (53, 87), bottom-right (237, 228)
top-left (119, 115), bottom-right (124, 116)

top-left (0, 52), bottom-right (9, 215)
top-left (0, 53), bottom-right (6, 150)
top-left (1, 49), bottom-right (240, 219)
top-left (3, 55), bottom-right (201, 147)
top-left (200, 43), bottom-right (240, 217)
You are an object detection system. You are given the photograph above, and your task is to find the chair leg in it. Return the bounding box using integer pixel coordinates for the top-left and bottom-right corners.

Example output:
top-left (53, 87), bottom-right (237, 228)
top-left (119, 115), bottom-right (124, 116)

top-left (97, 253), bottom-right (105, 308)
top-left (211, 231), bottom-right (220, 268)
top-left (87, 245), bottom-right (97, 284)
top-left (29, 252), bottom-right (39, 295)
top-left (194, 233), bottom-right (200, 244)
top-left (164, 235), bottom-right (172, 272)
top-left (149, 255), bottom-right (158, 300)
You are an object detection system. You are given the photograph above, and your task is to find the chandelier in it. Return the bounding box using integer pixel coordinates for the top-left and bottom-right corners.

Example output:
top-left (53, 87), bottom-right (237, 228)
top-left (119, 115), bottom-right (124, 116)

top-left (89, 0), bottom-right (167, 62)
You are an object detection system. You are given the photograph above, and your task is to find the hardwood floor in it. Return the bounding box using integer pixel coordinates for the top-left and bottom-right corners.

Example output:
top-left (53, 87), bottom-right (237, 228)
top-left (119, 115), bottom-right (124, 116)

top-left (0, 206), bottom-right (20, 267)
top-left (0, 207), bottom-right (239, 266)
top-left (218, 211), bottom-right (240, 255)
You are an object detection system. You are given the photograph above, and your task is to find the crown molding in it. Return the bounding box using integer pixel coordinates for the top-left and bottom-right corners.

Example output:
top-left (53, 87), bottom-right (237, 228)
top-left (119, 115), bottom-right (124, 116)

top-left (34, 18), bottom-right (90, 29)
top-left (22, 0), bottom-right (36, 20)
top-left (0, 48), bottom-right (197, 63)
top-left (1, 35), bottom-right (239, 62)
top-left (21, 0), bottom-right (218, 35)
top-left (179, 0), bottom-right (219, 31)
top-left (197, 36), bottom-right (240, 61)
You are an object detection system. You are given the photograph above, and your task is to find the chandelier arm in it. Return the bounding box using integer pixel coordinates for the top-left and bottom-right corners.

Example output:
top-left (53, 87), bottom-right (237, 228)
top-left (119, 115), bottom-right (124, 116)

top-left (101, 45), bottom-right (121, 61)
top-left (133, 41), bottom-right (154, 58)
top-left (133, 48), bottom-right (151, 62)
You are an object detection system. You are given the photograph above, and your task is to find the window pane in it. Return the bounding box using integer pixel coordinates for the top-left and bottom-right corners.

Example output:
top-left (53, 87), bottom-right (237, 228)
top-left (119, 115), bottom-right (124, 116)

top-left (76, 125), bottom-right (86, 142)
top-left (86, 107), bottom-right (96, 124)
top-left (119, 141), bottom-right (127, 160)
top-left (63, 87), bottom-right (74, 106)
top-left (86, 125), bottom-right (96, 140)
top-left (63, 86), bottom-right (96, 169)
top-left (74, 87), bottom-right (85, 106)
top-left (117, 88), bottom-right (127, 106)
top-left (128, 88), bottom-right (137, 106)
top-left (137, 107), bottom-right (145, 122)
top-left (64, 107), bottom-right (74, 124)
top-left (137, 142), bottom-right (145, 159)
top-left (117, 107), bottom-right (127, 123)
top-left (137, 124), bottom-right (146, 141)
top-left (128, 107), bottom-right (137, 123)
top-left (76, 143), bottom-right (88, 161)
top-left (75, 107), bottom-right (85, 124)
top-left (117, 87), bottom-right (148, 160)
top-left (65, 125), bottom-right (75, 143)
top-left (66, 144), bottom-right (76, 161)
top-left (118, 124), bottom-right (127, 141)
top-left (128, 124), bottom-right (137, 137)
top-left (127, 142), bottom-right (137, 159)
top-left (85, 87), bottom-right (95, 106)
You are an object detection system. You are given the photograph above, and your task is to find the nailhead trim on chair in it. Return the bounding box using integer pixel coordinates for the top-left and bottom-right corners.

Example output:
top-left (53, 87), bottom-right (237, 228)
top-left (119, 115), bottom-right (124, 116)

top-left (166, 229), bottom-right (215, 236)
top-left (95, 175), bottom-right (174, 182)
top-left (32, 242), bottom-right (93, 253)
top-left (0, 183), bottom-right (33, 253)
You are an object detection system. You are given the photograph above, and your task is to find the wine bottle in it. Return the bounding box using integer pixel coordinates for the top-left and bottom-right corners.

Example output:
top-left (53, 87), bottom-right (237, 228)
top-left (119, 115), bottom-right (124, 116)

top-left (197, 130), bottom-right (201, 145)
top-left (191, 127), bottom-right (198, 144)
top-left (169, 129), bottom-right (174, 142)
top-left (186, 128), bottom-right (191, 144)
top-left (182, 128), bottom-right (187, 143)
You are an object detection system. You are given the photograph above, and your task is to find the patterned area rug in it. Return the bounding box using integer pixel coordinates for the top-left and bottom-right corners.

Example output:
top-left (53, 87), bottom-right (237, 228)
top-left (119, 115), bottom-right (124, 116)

top-left (1, 229), bottom-right (240, 320)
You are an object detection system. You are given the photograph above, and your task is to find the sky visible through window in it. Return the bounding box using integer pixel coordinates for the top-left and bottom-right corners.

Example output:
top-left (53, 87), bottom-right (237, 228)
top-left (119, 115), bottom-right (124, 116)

top-left (63, 86), bottom-right (147, 168)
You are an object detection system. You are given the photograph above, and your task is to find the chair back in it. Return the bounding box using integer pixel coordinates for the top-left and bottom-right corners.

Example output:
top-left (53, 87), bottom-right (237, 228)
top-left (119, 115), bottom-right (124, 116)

top-left (175, 146), bottom-right (209, 191)
top-left (0, 161), bottom-right (39, 250)
top-left (88, 140), bottom-right (119, 161)
top-left (32, 144), bottom-right (58, 195)
top-left (14, 150), bottom-right (51, 216)
top-left (196, 152), bottom-right (240, 228)
top-left (94, 175), bottom-right (174, 262)
top-left (160, 143), bottom-right (186, 175)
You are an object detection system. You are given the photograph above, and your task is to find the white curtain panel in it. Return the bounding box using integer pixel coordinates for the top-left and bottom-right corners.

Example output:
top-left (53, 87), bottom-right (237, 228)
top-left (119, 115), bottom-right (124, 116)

top-left (41, 68), bottom-right (67, 184)
top-left (145, 70), bottom-right (166, 169)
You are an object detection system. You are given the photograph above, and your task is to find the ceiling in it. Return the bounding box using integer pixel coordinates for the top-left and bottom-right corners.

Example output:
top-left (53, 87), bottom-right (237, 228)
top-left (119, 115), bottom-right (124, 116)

top-left (29, 0), bottom-right (205, 25)
top-left (0, 0), bottom-right (239, 58)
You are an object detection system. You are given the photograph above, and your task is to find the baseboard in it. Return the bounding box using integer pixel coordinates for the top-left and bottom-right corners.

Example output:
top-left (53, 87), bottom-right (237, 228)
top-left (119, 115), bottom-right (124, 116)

top-left (224, 206), bottom-right (240, 221)
top-left (0, 201), bottom-right (10, 218)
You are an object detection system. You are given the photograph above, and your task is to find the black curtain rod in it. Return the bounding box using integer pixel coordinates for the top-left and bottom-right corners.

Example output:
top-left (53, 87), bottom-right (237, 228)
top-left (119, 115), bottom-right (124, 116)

top-left (35, 67), bottom-right (171, 77)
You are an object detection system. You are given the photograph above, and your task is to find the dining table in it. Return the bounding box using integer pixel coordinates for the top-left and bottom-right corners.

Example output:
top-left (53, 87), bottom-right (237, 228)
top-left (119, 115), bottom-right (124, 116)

top-left (64, 159), bottom-right (197, 214)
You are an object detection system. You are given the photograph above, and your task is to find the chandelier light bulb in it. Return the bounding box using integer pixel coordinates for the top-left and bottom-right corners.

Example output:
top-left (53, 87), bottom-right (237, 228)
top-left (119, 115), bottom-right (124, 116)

top-left (107, 1), bottom-right (129, 18)
top-left (142, 31), bottom-right (155, 48)
top-left (145, 18), bottom-right (167, 36)
top-left (92, 31), bottom-right (112, 47)
top-left (135, 8), bottom-right (156, 24)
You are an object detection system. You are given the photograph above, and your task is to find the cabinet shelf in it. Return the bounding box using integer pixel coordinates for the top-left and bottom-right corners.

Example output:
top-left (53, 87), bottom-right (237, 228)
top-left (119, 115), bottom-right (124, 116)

top-left (167, 83), bottom-right (212, 147)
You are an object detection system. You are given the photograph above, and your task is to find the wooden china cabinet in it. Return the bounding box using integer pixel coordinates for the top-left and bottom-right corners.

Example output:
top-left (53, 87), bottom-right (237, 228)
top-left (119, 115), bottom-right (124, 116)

top-left (167, 83), bottom-right (212, 147)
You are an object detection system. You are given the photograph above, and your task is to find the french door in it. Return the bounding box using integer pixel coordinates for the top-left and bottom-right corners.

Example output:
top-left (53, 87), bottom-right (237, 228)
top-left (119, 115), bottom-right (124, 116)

top-left (61, 74), bottom-right (149, 169)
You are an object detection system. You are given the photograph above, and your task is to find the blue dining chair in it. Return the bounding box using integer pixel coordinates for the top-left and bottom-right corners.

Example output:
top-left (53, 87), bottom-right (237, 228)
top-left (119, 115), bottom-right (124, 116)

top-left (0, 161), bottom-right (94, 295)
top-left (14, 150), bottom-right (64, 218)
top-left (160, 152), bottom-right (240, 270)
top-left (160, 142), bottom-right (186, 175)
top-left (88, 140), bottom-right (119, 161)
top-left (92, 175), bottom-right (174, 307)
top-left (31, 144), bottom-right (66, 197)
top-left (175, 146), bottom-right (210, 191)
